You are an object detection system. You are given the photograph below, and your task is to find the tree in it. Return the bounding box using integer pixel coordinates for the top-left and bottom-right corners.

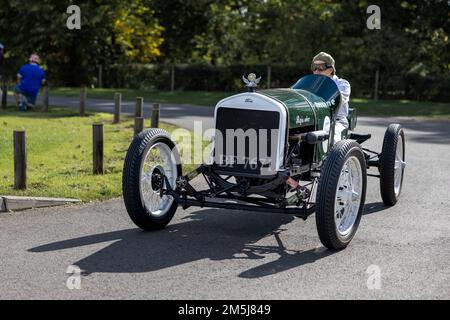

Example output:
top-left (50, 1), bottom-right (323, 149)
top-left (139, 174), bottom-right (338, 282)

top-left (152, 0), bottom-right (211, 63)
top-left (0, 0), bottom-right (164, 85)
top-left (112, 0), bottom-right (164, 63)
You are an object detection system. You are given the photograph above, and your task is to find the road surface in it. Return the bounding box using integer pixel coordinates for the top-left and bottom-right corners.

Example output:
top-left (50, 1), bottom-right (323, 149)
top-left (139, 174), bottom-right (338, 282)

top-left (1, 100), bottom-right (449, 299)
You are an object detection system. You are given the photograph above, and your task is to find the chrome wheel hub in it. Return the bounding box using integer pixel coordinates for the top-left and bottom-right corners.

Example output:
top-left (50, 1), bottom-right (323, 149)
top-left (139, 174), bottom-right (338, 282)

top-left (140, 142), bottom-right (177, 217)
top-left (394, 135), bottom-right (406, 197)
top-left (334, 156), bottom-right (363, 237)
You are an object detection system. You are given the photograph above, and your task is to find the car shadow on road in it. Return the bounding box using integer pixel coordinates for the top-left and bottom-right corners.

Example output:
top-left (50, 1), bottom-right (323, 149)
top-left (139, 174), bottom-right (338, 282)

top-left (28, 209), bottom-right (337, 278)
top-left (237, 230), bottom-right (335, 279)
top-left (363, 202), bottom-right (390, 216)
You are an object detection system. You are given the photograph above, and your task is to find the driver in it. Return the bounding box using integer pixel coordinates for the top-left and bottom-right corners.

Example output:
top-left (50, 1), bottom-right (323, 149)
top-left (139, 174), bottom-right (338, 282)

top-left (311, 52), bottom-right (350, 142)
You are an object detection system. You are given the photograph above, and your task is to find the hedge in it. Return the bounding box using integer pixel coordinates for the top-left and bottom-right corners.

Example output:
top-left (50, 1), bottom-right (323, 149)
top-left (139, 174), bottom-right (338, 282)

top-left (98, 63), bottom-right (449, 102)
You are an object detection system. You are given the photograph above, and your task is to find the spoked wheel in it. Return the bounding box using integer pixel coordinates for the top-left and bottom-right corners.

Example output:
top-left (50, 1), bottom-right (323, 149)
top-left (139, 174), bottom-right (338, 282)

top-left (379, 124), bottom-right (406, 206)
top-left (316, 140), bottom-right (367, 250)
top-left (122, 129), bottom-right (182, 230)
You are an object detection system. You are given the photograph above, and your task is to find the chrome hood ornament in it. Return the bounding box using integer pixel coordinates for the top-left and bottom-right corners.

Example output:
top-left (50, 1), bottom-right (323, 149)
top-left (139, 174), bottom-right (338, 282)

top-left (242, 73), bottom-right (261, 92)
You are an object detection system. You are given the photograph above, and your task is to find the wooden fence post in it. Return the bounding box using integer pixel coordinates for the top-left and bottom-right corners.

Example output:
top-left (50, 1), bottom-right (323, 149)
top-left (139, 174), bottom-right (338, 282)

top-left (93, 123), bottom-right (104, 175)
top-left (135, 97), bottom-right (144, 118)
top-left (80, 87), bottom-right (87, 116)
top-left (170, 64), bottom-right (175, 92)
top-left (98, 64), bottom-right (103, 88)
top-left (134, 117), bottom-right (144, 136)
top-left (1, 83), bottom-right (7, 109)
top-left (113, 93), bottom-right (121, 124)
top-left (374, 68), bottom-right (380, 101)
top-left (151, 103), bottom-right (160, 128)
top-left (42, 85), bottom-right (49, 112)
top-left (14, 130), bottom-right (27, 190)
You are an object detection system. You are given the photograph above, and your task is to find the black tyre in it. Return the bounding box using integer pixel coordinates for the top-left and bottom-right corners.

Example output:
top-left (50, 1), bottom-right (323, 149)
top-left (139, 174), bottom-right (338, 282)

top-left (379, 124), bottom-right (405, 206)
top-left (122, 128), bottom-right (182, 230)
top-left (316, 140), bottom-right (367, 250)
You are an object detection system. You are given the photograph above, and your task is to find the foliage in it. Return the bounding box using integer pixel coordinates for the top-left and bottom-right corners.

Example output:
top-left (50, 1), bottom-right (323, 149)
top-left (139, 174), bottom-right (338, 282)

top-left (0, 0), bottom-right (164, 85)
top-left (0, 0), bottom-right (448, 100)
top-left (112, 1), bottom-right (164, 63)
top-left (99, 62), bottom-right (448, 101)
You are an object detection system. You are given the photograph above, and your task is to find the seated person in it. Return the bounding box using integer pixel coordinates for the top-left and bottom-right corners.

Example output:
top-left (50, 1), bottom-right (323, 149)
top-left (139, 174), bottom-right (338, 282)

top-left (14, 53), bottom-right (46, 111)
top-left (311, 52), bottom-right (351, 142)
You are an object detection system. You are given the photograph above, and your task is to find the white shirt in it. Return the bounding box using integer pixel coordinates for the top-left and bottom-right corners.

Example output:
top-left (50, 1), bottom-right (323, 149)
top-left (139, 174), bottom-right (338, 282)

top-left (332, 75), bottom-right (351, 128)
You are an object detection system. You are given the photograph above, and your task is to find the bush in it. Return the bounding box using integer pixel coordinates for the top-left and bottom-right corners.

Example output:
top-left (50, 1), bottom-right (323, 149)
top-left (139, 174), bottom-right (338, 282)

top-left (102, 63), bottom-right (309, 92)
top-left (62, 63), bottom-right (449, 102)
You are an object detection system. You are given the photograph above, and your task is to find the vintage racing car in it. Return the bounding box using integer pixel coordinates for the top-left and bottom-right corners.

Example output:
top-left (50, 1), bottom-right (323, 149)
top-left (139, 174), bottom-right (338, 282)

top-left (122, 73), bottom-right (406, 250)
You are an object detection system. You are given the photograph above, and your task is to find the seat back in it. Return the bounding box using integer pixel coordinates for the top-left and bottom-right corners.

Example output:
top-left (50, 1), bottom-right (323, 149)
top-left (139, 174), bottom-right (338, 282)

top-left (347, 107), bottom-right (357, 131)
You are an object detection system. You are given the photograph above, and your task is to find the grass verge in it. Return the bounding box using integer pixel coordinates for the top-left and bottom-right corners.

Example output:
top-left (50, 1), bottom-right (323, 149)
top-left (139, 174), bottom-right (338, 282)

top-left (0, 105), bottom-right (200, 202)
top-left (352, 98), bottom-right (450, 119)
top-left (50, 87), bottom-right (232, 107)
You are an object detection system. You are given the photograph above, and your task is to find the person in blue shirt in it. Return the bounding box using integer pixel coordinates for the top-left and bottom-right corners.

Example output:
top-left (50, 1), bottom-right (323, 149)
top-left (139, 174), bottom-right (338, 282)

top-left (14, 53), bottom-right (46, 111)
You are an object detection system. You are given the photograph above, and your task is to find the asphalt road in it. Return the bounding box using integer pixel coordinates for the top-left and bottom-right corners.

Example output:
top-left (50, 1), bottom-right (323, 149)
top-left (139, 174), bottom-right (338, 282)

top-left (1, 96), bottom-right (450, 299)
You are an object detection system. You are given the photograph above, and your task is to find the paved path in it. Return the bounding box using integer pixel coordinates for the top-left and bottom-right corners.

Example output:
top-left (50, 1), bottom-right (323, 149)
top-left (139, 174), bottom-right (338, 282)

top-left (1, 112), bottom-right (449, 299)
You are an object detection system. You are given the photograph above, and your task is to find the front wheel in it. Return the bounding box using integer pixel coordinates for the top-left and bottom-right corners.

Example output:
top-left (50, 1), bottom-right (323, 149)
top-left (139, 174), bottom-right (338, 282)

top-left (316, 140), bottom-right (367, 250)
top-left (122, 129), bottom-right (182, 230)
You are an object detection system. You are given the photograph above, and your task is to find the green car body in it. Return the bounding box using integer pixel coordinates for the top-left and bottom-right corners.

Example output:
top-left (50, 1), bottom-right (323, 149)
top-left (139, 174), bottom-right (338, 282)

top-left (259, 81), bottom-right (357, 164)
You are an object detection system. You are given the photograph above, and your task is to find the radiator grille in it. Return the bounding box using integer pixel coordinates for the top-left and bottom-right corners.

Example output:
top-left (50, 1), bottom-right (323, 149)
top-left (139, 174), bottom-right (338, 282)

top-left (213, 107), bottom-right (280, 176)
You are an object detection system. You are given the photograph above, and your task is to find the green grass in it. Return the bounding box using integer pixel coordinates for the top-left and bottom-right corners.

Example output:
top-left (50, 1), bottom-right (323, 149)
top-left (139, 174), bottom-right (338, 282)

top-left (352, 98), bottom-right (450, 119)
top-left (0, 106), bottom-right (200, 202)
top-left (49, 87), bottom-right (450, 119)
top-left (50, 87), bottom-right (232, 107)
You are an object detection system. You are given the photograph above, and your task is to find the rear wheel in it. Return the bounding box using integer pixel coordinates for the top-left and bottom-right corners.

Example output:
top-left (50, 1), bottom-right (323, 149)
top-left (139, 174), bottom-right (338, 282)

top-left (379, 124), bottom-right (405, 206)
top-left (122, 129), bottom-right (182, 230)
top-left (316, 140), bottom-right (367, 250)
